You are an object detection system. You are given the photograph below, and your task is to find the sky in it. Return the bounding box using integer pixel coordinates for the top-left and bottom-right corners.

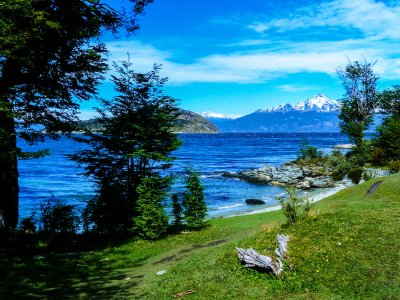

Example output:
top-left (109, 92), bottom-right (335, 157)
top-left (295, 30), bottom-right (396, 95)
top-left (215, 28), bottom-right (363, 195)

top-left (80, 0), bottom-right (400, 119)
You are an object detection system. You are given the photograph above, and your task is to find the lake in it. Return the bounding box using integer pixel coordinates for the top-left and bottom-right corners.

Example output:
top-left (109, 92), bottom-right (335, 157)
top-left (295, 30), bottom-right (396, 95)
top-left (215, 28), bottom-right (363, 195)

top-left (18, 132), bottom-right (349, 221)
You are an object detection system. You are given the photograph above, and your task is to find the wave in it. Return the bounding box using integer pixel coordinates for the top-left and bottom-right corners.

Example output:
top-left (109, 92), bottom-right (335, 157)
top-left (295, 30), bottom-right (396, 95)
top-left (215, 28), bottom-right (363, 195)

top-left (217, 203), bottom-right (244, 210)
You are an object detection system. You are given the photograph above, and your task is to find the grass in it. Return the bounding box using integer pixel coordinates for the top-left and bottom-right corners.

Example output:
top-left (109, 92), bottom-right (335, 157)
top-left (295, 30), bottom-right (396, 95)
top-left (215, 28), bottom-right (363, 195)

top-left (1, 174), bottom-right (400, 299)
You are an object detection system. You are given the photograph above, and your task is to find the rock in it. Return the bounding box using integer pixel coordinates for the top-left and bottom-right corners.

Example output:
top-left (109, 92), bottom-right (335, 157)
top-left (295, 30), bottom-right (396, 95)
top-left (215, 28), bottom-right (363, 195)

top-left (156, 270), bottom-right (167, 275)
top-left (225, 161), bottom-right (338, 190)
top-left (296, 181), bottom-right (311, 190)
top-left (245, 199), bottom-right (266, 205)
top-left (309, 177), bottom-right (334, 188)
top-left (334, 144), bottom-right (355, 149)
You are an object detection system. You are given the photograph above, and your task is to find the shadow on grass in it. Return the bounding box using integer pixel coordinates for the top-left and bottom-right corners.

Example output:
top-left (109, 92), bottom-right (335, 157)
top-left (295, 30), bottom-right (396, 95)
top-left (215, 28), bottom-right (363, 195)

top-left (0, 232), bottom-right (149, 299)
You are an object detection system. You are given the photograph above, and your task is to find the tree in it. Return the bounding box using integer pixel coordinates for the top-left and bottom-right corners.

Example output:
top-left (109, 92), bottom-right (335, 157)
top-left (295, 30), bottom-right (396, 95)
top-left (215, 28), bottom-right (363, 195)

top-left (337, 61), bottom-right (379, 152)
top-left (378, 85), bottom-right (400, 116)
top-left (132, 176), bottom-right (170, 240)
top-left (0, 0), bottom-right (153, 230)
top-left (182, 169), bottom-right (207, 230)
top-left (171, 193), bottom-right (183, 227)
top-left (71, 61), bottom-right (181, 234)
top-left (372, 85), bottom-right (400, 165)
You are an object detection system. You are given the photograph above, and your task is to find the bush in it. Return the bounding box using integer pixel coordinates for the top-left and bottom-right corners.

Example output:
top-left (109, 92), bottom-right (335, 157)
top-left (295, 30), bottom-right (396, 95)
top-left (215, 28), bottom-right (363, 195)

top-left (388, 160), bottom-right (400, 172)
top-left (81, 182), bottom-right (132, 234)
top-left (298, 144), bottom-right (323, 160)
top-left (182, 169), bottom-right (207, 230)
top-left (276, 186), bottom-right (312, 226)
top-left (39, 196), bottom-right (79, 234)
top-left (18, 213), bottom-right (37, 234)
top-left (347, 167), bottom-right (364, 184)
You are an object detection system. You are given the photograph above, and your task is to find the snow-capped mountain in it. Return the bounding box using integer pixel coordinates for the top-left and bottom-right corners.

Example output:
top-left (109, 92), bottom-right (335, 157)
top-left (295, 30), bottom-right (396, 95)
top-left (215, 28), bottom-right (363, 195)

top-left (200, 111), bottom-right (238, 119)
top-left (260, 94), bottom-right (340, 113)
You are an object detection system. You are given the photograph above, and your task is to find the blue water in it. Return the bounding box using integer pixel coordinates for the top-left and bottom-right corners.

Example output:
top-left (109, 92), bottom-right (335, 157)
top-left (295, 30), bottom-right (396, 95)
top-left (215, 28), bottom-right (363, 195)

top-left (18, 133), bottom-right (349, 221)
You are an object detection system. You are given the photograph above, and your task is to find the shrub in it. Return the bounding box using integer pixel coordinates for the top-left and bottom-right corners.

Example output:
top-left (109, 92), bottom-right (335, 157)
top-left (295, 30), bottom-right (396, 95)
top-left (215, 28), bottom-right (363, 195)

top-left (18, 213), bottom-right (37, 234)
top-left (81, 182), bottom-right (132, 234)
top-left (182, 169), bottom-right (207, 230)
top-left (276, 186), bottom-right (312, 226)
top-left (298, 144), bottom-right (323, 160)
top-left (39, 196), bottom-right (79, 234)
top-left (347, 167), bottom-right (364, 184)
top-left (388, 160), bottom-right (400, 172)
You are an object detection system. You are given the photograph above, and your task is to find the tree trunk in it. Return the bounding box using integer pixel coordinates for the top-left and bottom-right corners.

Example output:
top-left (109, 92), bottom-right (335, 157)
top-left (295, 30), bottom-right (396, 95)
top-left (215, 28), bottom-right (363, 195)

top-left (0, 112), bottom-right (19, 231)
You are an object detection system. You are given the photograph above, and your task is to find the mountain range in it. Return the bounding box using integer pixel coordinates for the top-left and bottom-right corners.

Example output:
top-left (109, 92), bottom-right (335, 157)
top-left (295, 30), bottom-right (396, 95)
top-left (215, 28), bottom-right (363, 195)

top-left (203, 94), bottom-right (343, 132)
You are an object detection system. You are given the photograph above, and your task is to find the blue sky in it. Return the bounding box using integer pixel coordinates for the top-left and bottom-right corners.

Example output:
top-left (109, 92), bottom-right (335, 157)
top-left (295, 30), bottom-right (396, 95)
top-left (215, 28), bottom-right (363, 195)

top-left (80, 0), bottom-right (400, 119)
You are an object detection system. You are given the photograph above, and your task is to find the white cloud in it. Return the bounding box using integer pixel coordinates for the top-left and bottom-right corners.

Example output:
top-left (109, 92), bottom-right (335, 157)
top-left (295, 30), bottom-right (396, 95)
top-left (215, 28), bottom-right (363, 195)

top-left (248, 0), bottom-right (400, 39)
top-left (103, 0), bottom-right (400, 86)
top-left (104, 38), bottom-right (400, 85)
top-left (278, 84), bottom-right (321, 92)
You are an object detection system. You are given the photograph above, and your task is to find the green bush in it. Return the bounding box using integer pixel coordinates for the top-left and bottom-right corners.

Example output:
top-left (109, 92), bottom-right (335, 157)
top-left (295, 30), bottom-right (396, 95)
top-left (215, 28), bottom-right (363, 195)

top-left (276, 186), bottom-right (312, 226)
top-left (347, 167), bottom-right (364, 184)
top-left (388, 160), bottom-right (400, 172)
top-left (39, 196), bottom-right (79, 234)
top-left (298, 142), bottom-right (323, 161)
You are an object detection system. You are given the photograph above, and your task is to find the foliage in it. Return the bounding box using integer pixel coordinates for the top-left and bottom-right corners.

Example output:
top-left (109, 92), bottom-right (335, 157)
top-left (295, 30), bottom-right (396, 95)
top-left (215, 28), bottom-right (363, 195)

top-left (0, 0), bottom-right (152, 230)
top-left (71, 62), bottom-right (181, 234)
top-left (171, 193), bottom-right (183, 227)
top-left (298, 141), bottom-right (323, 160)
top-left (39, 196), bottom-right (79, 234)
top-left (276, 186), bottom-right (312, 226)
top-left (132, 176), bottom-right (169, 240)
top-left (18, 213), bottom-right (37, 234)
top-left (371, 115), bottom-right (400, 165)
top-left (337, 61), bottom-right (378, 152)
top-left (324, 150), bottom-right (350, 181)
top-left (377, 85), bottom-right (400, 116)
top-left (347, 167), bottom-right (363, 184)
top-left (81, 182), bottom-right (131, 234)
top-left (182, 169), bottom-right (207, 230)
top-left (388, 160), bottom-right (400, 173)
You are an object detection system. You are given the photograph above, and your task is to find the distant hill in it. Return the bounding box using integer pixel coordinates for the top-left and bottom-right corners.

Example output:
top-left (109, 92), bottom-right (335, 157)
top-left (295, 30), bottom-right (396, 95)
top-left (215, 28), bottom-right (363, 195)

top-left (78, 110), bottom-right (219, 134)
top-left (174, 110), bottom-right (219, 133)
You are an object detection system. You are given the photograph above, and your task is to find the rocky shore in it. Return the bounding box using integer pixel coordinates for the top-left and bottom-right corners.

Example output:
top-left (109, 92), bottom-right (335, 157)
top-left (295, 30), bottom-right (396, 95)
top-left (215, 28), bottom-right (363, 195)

top-left (224, 162), bottom-right (336, 190)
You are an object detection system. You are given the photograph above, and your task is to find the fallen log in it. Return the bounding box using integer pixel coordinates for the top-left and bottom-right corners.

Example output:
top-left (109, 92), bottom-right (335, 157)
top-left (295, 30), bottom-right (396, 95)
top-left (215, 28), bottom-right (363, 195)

top-left (236, 234), bottom-right (289, 276)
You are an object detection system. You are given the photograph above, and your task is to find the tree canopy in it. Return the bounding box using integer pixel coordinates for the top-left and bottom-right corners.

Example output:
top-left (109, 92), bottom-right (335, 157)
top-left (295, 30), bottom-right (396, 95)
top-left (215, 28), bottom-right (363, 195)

top-left (0, 0), bottom-right (153, 230)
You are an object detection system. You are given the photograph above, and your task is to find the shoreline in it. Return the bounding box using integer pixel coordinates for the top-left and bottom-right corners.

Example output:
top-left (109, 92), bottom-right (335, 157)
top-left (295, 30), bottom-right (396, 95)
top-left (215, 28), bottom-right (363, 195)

top-left (210, 180), bottom-right (353, 219)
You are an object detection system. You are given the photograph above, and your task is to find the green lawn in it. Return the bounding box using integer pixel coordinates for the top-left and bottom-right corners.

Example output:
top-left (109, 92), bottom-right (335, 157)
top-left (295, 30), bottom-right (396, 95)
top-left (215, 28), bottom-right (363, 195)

top-left (1, 174), bottom-right (399, 299)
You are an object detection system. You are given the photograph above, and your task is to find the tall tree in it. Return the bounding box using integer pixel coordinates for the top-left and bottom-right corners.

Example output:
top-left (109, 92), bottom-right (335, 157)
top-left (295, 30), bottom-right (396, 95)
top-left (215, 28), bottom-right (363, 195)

top-left (182, 169), bottom-right (207, 230)
top-left (337, 61), bottom-right (379, 151)
top-left (0, 0), bottom-right (152, 230)
top-left (71, 62), bottom-right (181, 234)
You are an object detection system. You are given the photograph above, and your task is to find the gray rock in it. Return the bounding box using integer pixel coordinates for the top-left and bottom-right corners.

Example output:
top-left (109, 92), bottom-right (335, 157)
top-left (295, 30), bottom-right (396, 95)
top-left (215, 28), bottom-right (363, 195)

top-left (296, 181), bottom-right (311, 190)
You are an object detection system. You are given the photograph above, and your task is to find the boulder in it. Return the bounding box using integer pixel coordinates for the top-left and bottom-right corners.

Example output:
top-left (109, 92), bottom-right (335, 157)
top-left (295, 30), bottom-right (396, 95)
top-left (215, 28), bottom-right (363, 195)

top-left (296, 180), bottom-right (311, 190)
top-left (245, 199), bottom-right (266, 205)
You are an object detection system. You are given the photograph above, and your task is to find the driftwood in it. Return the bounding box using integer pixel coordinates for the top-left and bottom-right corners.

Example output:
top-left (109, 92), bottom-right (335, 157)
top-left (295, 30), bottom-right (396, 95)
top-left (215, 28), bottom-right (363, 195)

top-left (236, 234), bottom-right (289, 276)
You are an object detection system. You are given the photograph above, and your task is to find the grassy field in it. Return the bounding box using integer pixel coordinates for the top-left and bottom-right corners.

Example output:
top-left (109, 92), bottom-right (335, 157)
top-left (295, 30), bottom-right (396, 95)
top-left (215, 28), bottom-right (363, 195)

top-left (1, 174), bottom-right (400, 299)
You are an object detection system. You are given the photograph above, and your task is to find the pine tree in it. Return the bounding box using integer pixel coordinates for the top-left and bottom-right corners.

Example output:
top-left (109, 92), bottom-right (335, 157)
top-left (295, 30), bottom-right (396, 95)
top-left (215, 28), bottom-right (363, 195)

top-left (171, 193), bottom-right (182, 227)
top-left (182, 170), bottom-right (207, 230)
top-left (132, 177), bottom-right (169, 240)
top-left (71, 61), bottom-right (181, 234)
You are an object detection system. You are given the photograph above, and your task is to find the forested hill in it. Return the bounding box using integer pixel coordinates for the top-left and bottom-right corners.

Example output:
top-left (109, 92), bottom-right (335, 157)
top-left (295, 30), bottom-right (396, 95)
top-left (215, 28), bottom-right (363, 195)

top-left (78, 110), bottom-right (219, 134)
